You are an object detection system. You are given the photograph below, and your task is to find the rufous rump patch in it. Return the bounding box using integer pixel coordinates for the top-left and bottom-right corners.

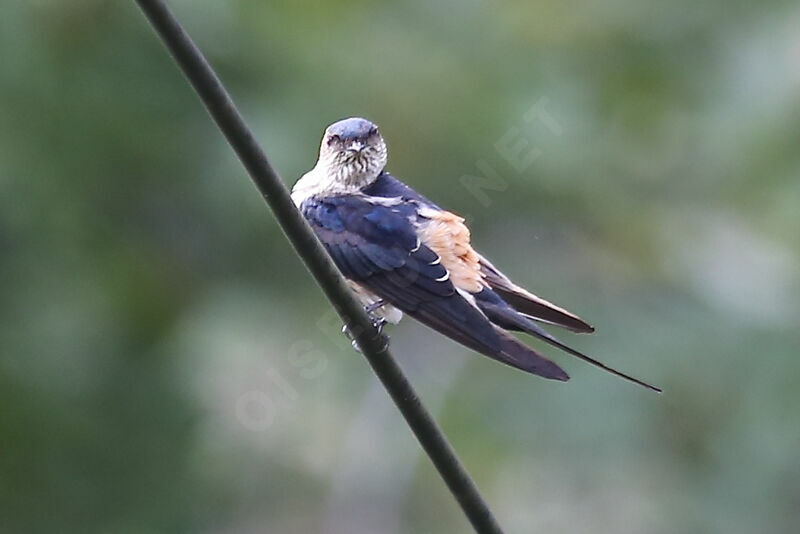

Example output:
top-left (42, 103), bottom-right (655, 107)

top-left (418, 210), bottom-right (486, 293)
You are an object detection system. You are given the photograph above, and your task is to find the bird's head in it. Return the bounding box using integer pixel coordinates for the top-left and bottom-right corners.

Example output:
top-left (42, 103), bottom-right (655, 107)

top-left (317, 117), bottom-right (388, 189)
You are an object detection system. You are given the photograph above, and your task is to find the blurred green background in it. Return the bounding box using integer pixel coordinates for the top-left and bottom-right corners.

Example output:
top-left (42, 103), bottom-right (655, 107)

top-left (2, 1), bottom-right (799, 533)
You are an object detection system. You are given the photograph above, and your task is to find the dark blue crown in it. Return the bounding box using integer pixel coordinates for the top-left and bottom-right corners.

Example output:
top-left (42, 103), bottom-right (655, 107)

top-left (327, 117), bottom-right (378, 140)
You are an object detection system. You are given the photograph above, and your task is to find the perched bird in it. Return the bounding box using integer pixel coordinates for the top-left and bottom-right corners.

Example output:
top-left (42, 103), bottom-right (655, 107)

top-left (292, 117), bottom-right (660, 392)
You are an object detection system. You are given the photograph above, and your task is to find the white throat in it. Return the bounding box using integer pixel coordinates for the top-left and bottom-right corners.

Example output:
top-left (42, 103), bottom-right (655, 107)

top-left (292, 154), bottom-right (383, 206)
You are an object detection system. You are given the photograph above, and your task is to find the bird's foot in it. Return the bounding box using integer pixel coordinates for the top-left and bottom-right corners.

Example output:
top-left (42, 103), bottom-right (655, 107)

top-left (371, 316), bottom-right (387, 335)
top-left (364, 300), bottom-right (389, 343)
top-left (341, 316), bottom-right (390, 353)
top-left (364, 299), bottom-right (386, 315)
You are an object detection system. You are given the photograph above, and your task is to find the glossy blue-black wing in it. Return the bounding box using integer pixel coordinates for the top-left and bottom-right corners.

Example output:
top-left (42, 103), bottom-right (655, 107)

top-left (301, 195), bottom-right (569, 381)
top-left (302, 195), bottom-right (491, 327)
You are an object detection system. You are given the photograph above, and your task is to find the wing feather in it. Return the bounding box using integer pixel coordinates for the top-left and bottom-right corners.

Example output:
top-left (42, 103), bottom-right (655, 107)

top-left (479, 256), bottom-right (595, 333)
top-left (301, 195), bottom-right (569, 382)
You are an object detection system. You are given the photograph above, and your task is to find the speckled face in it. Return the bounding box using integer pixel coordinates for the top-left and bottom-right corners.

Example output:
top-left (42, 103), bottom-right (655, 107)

top-left (325, 117), bottom-right (380, 149)
top-left (319, 117), bottom-right (388, 186)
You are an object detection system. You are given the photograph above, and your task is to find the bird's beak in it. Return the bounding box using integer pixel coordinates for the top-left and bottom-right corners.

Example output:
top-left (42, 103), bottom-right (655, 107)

top-left (346, 141), bottom-right (365, 153)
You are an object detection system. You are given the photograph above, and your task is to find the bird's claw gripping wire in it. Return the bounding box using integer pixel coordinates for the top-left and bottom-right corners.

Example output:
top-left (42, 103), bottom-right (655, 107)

top-left (363, 299), bottom-right (387, 315)
top-left (342, 300), bottom-right (390, 352)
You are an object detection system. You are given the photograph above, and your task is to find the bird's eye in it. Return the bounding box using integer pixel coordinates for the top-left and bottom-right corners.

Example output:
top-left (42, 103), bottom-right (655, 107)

top-left (327, 135), bottom-right (341, 146)
top-left (368, 127), bottom-right (378, 136)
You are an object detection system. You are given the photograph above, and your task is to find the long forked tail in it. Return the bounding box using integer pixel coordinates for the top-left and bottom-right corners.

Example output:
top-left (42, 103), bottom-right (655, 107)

top-left (406, 298), bottom-right (571, 382)
top-left (479, 257), bottom-right (595, 333)
top-left (491, 328), bottom-right (570, 382)
top-left (477, 294), bottom-right (662, 393)
top-left (533, 328), bottom-right (662, 392)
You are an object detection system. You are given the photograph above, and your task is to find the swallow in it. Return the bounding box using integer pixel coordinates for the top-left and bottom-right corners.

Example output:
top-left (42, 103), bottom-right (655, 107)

top-left (292, 117), bottom-right (660, 392)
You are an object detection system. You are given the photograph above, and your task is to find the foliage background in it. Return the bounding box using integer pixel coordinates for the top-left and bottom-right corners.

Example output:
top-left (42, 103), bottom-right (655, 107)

top-left (1, 1), bottom-right (799, 533)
